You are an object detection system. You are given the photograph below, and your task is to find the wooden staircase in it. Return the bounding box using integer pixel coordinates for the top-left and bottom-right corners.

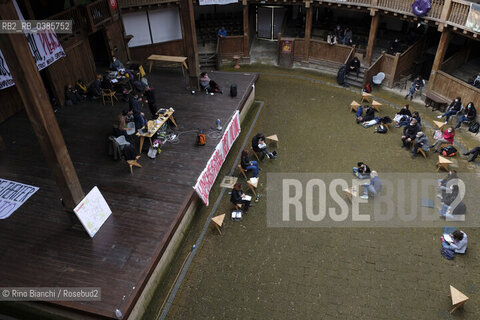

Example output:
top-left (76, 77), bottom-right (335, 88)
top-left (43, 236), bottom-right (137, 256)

top-left (199, 52), bottom-right (218, 70)
top-left (345, 66), bottom-right (367, 88)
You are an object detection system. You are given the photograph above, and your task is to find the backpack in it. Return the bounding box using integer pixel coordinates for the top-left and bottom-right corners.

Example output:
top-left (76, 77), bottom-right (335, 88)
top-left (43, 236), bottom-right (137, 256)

top-left (376, 125), bottom-right (387, 134)
top-left (468, 122), bottom-right (480, 134)
top-left (441, 247), bottom-right (455, 260)
top-left (230, 84), bottom-right (237, 97)
top-left (412, 0), bottom-right (431, 17)
top-left (197, 133), bottom-right (206, 146)
top-left (364, 83), bottom-right (372, 93)
top-left (440, 146), bottom-right (457, 157)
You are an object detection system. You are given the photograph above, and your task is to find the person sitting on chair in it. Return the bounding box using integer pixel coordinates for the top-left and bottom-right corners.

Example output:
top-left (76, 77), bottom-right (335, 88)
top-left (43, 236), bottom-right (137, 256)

top-left (230, 182), bottom-right (251, 212)
top-left (441, 229), bottom-right (467, 254)
top-left (200, 72), bottom-right (222, 94)
top-left (64, 84), bottom-right (83, 105)
top-left (360, 171), bottom-right (382, 200)
top-left (437, 97), bottom-right (462, 124)
top-left (401, 118), bottom-right (420, 149)
top-left (75, 79), bottom-right (88, 97)
top-left (463, 146), bottom-right (480, 162)
top-left (432, 127), bottom-right (455, 152)
top-left (101, 73), bottom-right (114, 91)
top-left (455, 102), bottom-right (476, 129)
top-left (353, 162), bottom-right (371, 179)
top-left (88, 74), bottom-right (102, 98)
top-left (109, 56), bottom-right (124, 71)
top-left (411, 131), bottom-right (429, 157)
top-left (252, 133), bottom-right (276, 161)
top-left (346, 57), bottom-right (360, 78)
top-left (241, 149), bottom-right (259, 178)
top-left (112, 109), bottom-right (132, 140)
top-left (405, 76), bottom-right (424, 100)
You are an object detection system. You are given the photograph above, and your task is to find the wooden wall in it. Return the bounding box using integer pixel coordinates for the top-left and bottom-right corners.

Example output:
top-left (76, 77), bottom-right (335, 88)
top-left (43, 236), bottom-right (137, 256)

top-left (46, 37), bottom-right (97, 106)
top-left (292, 39), bottom-right (305, 61)
top-left (104, 19), bottom-right (129, 63)
top-left (440, 46), bottom-right (470, 74)
top-left (129, 40), bottom-right (186, 62)
top-left (431, 71), bottom-right (480, 106)
top-left (393, 37), bottom-right (426, 83)
top-left (219, 36), bottom-right (244, 60)
top-left (309, 40), bottom-right (352, 64)
top-left (0, 86), bottom-right (24, 123)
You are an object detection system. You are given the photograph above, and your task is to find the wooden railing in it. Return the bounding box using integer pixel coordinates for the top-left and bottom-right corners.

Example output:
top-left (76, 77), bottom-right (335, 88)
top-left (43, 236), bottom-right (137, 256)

top-left (217, 36), bottom-right (245, 61)
top-left (344, 45), bottom-right (356, 66)
top-left (392, 36), bottom-right (426, 84)
top-left (431, 71), bottom-right (480, 106)
top-left (363, 53), bottom-right (384, 87)
top-left (118, 0), bottom-right (179, 7)
top-left (49, 7), bottom-right (84, 44)
top-left (447, 0), bottom-right (470, 27)
top-left (309, 40), bottom-right (353, 63)
top-left (440, 46), bottom-right (470, 74)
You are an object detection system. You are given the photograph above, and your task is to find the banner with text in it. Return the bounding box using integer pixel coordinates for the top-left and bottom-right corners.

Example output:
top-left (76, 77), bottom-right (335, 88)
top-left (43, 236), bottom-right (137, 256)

top-left (199, 0), bottom-right (238, 5)
top-left (0, 178), bottom-right (39, 219)
top-left (0, 0), bottom-right (65, 90)
top-left (194, 111), bottom-right (241, 205)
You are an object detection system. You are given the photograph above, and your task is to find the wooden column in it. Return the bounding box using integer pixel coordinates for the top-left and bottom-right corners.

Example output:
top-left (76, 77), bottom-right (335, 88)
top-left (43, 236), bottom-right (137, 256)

top-left (428, 28), bottom-right (451, 89)
top-left (180, 0), bottom-right (200, 90)
top-left (0, 1), bottom-right (84, 211)
top-left (303, 2), bottom-right (312, 62)
top-left (365, 13), bottom-right (379, 66)
top-left (243, 1), bottom-right (249, 57)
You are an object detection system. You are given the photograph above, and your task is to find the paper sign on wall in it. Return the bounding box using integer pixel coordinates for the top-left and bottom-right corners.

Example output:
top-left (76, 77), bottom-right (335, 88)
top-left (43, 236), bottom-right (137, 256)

top-left (0, 178), bottom-right (39, 219)
top-left (73, 186), bottom-right (112, 238)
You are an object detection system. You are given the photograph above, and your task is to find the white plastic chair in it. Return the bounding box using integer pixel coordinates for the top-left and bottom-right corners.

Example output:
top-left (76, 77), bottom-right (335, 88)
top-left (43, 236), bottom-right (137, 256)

top-left (372, 72), bottom-right (385, 85)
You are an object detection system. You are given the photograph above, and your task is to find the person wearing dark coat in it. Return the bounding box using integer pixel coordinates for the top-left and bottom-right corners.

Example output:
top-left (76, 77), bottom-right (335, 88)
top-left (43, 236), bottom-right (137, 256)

top-left (230, 182), bottom-right (251, 212)
top-left (357, 106), bottom-right (375, 123)
top-left (252, 133), bottom-right (276, 161)
top-left (455, 102), bottom-right (476, 129)
top-left (144, 86), bottom-right (157, 117)
top-left (88, 74), bottom-right (102, 98)
top-left (241, 149), bottom-right (259, 177)
top-left (388, 37), bottom-right (401, 54)
top-left (129, 92), bottom-right (145, 131)
top-left (401, 118), bottom-right (420, 149)
top-left (438, 97), bottom-right (463, 123)
top-left (346, 57), bottom-right (360, 77)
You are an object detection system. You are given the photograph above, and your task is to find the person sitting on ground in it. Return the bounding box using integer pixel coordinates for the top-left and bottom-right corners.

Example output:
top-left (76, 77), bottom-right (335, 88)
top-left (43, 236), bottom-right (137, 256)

top-left (109, 56), bottom-right (124, 71)
top-left (353, 162), bottom-right (371, 179)
top-left (101, 73), bottom-right (114, 91)
top-left (437, 170), bottom-right (457, 201)
top-left (129, 92), bottom-right (146, 131)
top-left (200, 72), bottom-right (222, 94)
top-left (346, 57), bottom-right (360, 78)
top-left (75, 79), bottom-right (88, 97)
top-left (144, 85), bottom-right (157, 117)
top-left (357, 105), bottom-right (375, 123)
top-left (64, 84), bottom-right (83, 106)
top-left (88, 74), bottom-right (102, 98)
top-left (241, 149), bottom-right (259, 178)
top-left (401, 118), bottom-right (420, 149)
top-left (432, 127), bottom-right (455, 152)
top-left (342, 26), bottom-right (353, 45)
top-left (112, 109), bottom-right (133, 140)
top-left (455, 102), bottom-right (476, 129)
top-left (398, 111), bottom-right (422, 128)
top-left (230, 182), bottom-right (251, 212)
top-left (441, 229), bottom-right (467, 254)
top-left (393, 104), bottom-right (412, 125)
top-left (217, 26), bottom-right (227, 38)
top-left (327, 33), bottom-right (337, 45)
top-left (405, 76), bottom-right (424, 100)
top-left (252, 133), bottom-right (276, 161)
top-left (360, 171), bottom-right (382, 200)
top-left (437, 97), bottom-right (462, 124)
top-left (411, 131), bottom-right (429, 157)
top-left (387, 37), bottom-right (401, 55)
top-left (463, 146), bottom-right (480, 162)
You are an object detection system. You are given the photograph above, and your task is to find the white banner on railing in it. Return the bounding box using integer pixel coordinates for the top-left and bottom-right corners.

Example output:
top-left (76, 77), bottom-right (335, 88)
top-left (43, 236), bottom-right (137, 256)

top-left (199, 0), bottom-right (238, 5)
top-left (0, 0), bottom-right (65, 90)
top-left (466, 3), bottom-right (480, 33)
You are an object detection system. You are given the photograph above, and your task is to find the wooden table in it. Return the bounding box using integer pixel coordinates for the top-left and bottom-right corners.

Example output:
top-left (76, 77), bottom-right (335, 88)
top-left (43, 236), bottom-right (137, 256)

top-left (433, 120), bottom-right (446, 130)
top-left (147, 55), bottom-right (188, 76)
top-left (350, 100), bottom-right (360, 112)
top-left (136, 109), bottom-right (177, 153)
top-left (361, 92), bottom-right (372, 103)
top-left (449, 285), bottom-right (469, 314)
top-left (437, 155), bottom-right (453, 172)
top-left (343, 187), bottom-right (358, 202)
top-left (372, 100), bottom-right (382, 112)
top-left (211, 214), bottom-right (226, 235)
top-left (266, 134), bottom-right (279, 147)
top-left (247, 177), bottom-right (258, 197)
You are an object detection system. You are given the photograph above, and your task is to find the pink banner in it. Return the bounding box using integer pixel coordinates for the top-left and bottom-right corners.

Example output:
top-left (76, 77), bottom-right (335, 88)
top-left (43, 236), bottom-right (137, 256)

top-left (194, 111), bottom-right (241, 205)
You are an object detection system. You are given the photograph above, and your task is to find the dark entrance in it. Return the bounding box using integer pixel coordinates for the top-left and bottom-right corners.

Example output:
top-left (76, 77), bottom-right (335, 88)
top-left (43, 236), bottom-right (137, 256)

top-left (88, 30), bottom-right (110, 68)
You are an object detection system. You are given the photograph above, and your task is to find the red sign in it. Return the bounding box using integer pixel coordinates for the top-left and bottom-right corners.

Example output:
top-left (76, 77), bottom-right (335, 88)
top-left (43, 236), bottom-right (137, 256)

top-left (194, 111), bottom-right (241, 205)
top-left (109, 0), bottom-right (117, 9)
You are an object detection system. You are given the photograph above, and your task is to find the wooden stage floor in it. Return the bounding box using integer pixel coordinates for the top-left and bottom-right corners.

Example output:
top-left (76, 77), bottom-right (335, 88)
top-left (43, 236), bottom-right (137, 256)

top-left (0, 70), bottom-right (258, 318)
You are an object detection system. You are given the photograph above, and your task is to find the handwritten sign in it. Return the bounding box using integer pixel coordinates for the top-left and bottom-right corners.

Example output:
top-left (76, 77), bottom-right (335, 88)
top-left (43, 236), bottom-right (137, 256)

top-left (73, 187), bottom-right (112, 238)
top-left (0, 178), bottom-right (39, 219)
top-left (194, 111), bottom-right (241, 205)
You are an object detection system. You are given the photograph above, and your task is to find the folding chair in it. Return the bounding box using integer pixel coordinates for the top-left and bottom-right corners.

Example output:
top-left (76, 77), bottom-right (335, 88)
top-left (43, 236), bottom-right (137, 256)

top-left (102, 89), bottom-right (118, 106)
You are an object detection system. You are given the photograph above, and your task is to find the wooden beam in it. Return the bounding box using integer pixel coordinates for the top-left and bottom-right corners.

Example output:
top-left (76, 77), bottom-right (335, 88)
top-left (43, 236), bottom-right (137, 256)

top-left (365, 13), bottom-right (379, 66)
top-left (303, 5), bottom-right (312, 62)
top-left (0, 1), bottom-right (84, 211)
top-left (428, 28), bottom-right (452, 90)
top-left (243, 3), bottom-right (249, 57)
top-left (179, 0), bottom-right (200, 89)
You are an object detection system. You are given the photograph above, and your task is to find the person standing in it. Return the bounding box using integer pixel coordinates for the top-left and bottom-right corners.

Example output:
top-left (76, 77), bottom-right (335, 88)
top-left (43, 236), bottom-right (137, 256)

top-left (129, 92), bottom-right (145, 131)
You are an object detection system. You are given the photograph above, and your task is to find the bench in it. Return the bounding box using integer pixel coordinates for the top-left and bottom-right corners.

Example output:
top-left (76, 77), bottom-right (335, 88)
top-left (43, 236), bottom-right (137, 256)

top-left (424, 89), bottom-right (449, 112)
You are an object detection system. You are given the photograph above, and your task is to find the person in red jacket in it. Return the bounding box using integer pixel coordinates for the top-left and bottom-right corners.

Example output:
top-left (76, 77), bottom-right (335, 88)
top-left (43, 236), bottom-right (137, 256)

top-left (432, 127), bottom-right (455, 152)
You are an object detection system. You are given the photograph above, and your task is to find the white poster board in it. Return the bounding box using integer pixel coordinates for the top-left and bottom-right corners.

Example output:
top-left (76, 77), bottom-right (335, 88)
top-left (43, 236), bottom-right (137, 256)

top-left (122, 11), bottom-right (152, 47)
top-left (73, 186), bottom-right (112, 238)
top-left (0, 178), bottom-right (39, 219)
top-left (149, 8), bottom-right (183, 43)
top-left (199, 0), bottom-right (238, 5)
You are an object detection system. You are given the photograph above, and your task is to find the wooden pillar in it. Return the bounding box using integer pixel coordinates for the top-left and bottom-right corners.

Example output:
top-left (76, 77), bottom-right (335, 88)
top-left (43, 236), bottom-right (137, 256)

top-left (0, 1), bottom-right (84, 211)
top-left (179, 0), bottom-right (200, 90)
top-left (365, 13), bottom-right (379, 66)
top-left (428, 28), bottom-right (451, 89)
top-left (303, 2), bottom-right (312, 62)
top-left (243, 1), bottom-right (249, 57)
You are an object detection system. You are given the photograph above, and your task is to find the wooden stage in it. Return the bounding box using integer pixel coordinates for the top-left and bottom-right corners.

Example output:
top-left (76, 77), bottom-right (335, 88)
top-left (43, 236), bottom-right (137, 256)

top-left (0, 70), bottom-right (258, 319)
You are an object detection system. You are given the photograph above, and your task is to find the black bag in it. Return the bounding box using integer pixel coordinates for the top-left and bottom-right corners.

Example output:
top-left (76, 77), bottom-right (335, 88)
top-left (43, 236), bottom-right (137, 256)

top-left (376, 125), bottom-right (387, 134)
top-left (468, 122), bottom-right (480, 134)
top-left (230, 84), bottom-right (237, 97)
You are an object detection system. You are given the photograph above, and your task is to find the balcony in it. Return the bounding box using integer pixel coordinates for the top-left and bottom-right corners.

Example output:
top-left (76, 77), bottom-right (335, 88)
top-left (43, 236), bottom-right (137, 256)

top-left (118, 0), bottom-right (179, 8)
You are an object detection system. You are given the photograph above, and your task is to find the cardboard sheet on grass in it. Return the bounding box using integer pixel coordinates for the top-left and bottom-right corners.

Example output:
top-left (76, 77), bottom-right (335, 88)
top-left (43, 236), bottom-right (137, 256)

top-left (194, 111), bottom-right (241, 205)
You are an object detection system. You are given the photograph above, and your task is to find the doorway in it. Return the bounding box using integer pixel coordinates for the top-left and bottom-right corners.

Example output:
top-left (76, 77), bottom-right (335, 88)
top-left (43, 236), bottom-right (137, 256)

top-left (257, 6), bottom-right (287, 40)
top-left (88, 30), bottom-right (110, 68)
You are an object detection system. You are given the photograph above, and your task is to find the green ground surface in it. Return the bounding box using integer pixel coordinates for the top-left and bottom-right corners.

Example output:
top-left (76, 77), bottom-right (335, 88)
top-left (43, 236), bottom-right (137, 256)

top-left (144, 65), bottom-right (480, 320)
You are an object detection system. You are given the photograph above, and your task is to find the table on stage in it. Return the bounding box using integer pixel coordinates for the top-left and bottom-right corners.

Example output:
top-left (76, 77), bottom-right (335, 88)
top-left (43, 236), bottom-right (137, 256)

top-left (136, 109), bottom-right (178, 153)
top-left (147, 55), bottom-right (188, 76)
